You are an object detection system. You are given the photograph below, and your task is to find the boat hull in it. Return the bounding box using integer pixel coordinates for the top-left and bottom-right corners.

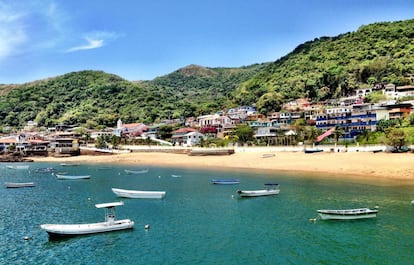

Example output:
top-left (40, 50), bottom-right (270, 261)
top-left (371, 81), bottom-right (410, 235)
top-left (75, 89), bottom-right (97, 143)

top-left (237, 189), bottom-right (280, 197)
top-left (40, 219), bottom-right (134, 238)
top-left (112, 188), bottom-right (166, 199)
top-left (55, 174), bottom-right (91, 180)
top-left (5, 182), bottom-right (35, 188)
top-left (317, 208), bottom-right (378, 220)
top-left (211, 179), bottom-right (240, 185)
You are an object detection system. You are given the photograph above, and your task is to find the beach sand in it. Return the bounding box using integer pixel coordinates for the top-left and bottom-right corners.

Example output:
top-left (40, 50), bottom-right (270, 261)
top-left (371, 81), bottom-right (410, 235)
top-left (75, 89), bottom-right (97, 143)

top-left (30, 150), bottom-right (414, 183)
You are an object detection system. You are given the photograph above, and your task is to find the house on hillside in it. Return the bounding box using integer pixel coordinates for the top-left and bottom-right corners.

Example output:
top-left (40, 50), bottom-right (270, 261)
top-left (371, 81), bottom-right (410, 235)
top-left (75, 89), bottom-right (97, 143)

top-left (171, 128), bottom-right (204, 146)
top-left (115, 119), bottom-right (148, 137)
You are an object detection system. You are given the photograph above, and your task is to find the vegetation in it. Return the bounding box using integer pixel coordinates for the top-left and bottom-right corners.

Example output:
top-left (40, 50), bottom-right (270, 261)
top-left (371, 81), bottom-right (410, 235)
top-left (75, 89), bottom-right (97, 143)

top-left (0, 19), bottom-right (413, 128)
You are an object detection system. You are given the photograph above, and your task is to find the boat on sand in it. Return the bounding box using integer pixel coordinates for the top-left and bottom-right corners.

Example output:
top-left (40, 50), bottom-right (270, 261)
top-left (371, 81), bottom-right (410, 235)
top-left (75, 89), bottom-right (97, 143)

top-left (237, 183), bottom-right (280, 197)
top-left (317, 207), bottom-right (378, 220)
top-left (40, 201), bottom-right (134, 238)
top-left (112, 188), bottom-right (166, 199)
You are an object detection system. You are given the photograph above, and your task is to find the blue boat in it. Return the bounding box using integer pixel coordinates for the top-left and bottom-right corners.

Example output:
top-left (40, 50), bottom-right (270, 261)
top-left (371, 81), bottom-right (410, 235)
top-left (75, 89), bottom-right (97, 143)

top-left (211, 179), bottom-right (240, 185)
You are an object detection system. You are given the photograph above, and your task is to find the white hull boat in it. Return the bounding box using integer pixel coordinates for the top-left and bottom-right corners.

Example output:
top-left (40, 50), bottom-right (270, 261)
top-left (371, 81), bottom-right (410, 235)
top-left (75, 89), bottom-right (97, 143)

top-left (40, 202), bottom-right (134, 238)
top-left (5, 182), bottom-right (35, 188)
top-left (237, 183), bottom-right (280, 197)
top-left (317, 208), bottom-right (378, 220)
top-left (7, 165), bottom-right (29, 170)
top-left (112, 188), bottom-right (166, 199)
top-left (55, 174), bottom-right (91, 180)
top-left (124, 169), bottom-right (149, 174)
top-left (211, 179), bottom-right (240, 185)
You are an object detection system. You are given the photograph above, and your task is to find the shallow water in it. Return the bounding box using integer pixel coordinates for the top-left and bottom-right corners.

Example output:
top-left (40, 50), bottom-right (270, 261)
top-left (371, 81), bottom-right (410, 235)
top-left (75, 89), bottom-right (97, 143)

top-left (1, 162), bottom-right (414, 264)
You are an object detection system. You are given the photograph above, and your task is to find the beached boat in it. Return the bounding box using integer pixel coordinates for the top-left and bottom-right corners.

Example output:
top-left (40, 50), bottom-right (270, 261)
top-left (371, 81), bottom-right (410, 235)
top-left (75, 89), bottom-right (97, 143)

top-left (111, 188), bottom-right (166, 199)
top-left (211, 179), bottom-right (240, 185)
top-left (7, 165), bottom-right (30, 170)
top-left (5, 182), bottom-right (35, 188)
top-left (304, 149), bottom-right (323, 154)
top-left (55, 174), bottom-right (91, 180)
top-left (237, 183), bottom-right (280, 197)
top-left (261, 153), bottom-right (275, 158)
top-left (124, 169), bottom-right (149, 174)
top-left (40, 201), bottom-right (134, 238)
top-left (317, 208), bottom-right (378, 220)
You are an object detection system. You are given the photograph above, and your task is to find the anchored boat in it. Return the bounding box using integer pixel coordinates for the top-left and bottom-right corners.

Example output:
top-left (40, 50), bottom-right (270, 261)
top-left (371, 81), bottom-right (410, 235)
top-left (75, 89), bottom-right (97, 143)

top-left (237, 183), bottom-right (280, 197)
top-left (40, 201), bottom-right (134, 238)
top-left (317, 208), bottom-right (379, 220)
top-left (211, 179), bottom-right (240, 185)
top-left (5, 182), bottom-right (35, 188)
top-left (112, 188), bottom-right (166, 199)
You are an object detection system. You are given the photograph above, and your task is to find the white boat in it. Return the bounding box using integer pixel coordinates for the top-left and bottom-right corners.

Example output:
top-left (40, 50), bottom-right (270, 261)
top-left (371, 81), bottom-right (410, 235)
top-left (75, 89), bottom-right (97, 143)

top-left (5, 182), bottom-right (35, 188)
top-left (55, 174), bottom-right (91, 180)
top-left (7, 165), bottom-right (29, 170)
top-left (60, 163), bottom-right (80, 166)
top-left (124, 169), bottom-right (149, 174)
top-left (237, 183), bottom-right (280, 197)
top-left (40, 201), bottom-right (134, 238)
top-left (112, 188), bottom-right (166, 199)
top-left (317, 208), bottom-right (379, 220)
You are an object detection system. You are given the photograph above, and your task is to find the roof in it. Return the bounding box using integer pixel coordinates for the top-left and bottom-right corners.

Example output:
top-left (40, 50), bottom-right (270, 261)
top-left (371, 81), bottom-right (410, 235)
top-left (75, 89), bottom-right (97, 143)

top-left (172, 128), bottom-right (198, 134)
top-left (95, 202), bottom-right (124, 208)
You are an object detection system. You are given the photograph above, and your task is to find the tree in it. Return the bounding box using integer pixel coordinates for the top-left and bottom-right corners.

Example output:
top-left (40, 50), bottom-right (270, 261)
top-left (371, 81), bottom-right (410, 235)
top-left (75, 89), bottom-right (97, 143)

top-left (385, 128), bottom-right (407, 151)
top-left (233, 124), bottom-right (254, 144)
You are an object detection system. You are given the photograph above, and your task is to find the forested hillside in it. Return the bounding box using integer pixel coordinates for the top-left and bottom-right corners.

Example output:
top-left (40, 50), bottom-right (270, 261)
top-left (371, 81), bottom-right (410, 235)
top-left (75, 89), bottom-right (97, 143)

top-left (0, 19), bottom-right (413, 128)
top-left (235, 19), bottom-right (414, 113)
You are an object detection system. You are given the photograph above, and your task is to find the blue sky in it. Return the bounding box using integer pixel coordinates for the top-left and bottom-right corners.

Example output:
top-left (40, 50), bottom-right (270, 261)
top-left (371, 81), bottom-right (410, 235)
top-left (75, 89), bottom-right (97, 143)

top-left (0, 0), bottom-right (412, 84)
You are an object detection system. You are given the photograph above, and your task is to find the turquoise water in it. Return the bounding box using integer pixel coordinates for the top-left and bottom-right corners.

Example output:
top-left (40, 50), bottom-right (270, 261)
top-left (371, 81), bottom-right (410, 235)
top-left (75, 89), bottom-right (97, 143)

top-left (1, 162), bottom-right (414, 265)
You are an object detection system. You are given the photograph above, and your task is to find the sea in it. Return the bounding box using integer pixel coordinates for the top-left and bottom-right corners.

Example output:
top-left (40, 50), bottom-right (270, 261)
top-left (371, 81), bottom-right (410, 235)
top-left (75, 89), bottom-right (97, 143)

top-left (1, 162), bottom-right (414, 265)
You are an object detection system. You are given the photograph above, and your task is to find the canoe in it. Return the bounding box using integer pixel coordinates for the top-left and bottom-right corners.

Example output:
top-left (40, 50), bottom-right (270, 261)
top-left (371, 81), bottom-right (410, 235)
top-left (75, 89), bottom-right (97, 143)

top-left (237, 183), bottom-right (280, 197)
top-left (55, 174), bottom-right (91, 180)
top-left (317, 208), bottom-right (378, 220)
top-left (5, 182), bottom-right (35, 188)
top-left (124, 169), bottom-right (149, 174)
top-left (211, 179), bottom-right (240, 185)
top-left (40, 201), bottom-right (134, 238)
top-left (112, 188), bottom-right (166, 199)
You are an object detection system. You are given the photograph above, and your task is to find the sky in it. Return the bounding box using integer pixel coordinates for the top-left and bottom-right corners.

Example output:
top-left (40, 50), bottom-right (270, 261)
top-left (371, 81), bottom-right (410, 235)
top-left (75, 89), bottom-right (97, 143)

top-left (0, 0), bottom-right (413, 84)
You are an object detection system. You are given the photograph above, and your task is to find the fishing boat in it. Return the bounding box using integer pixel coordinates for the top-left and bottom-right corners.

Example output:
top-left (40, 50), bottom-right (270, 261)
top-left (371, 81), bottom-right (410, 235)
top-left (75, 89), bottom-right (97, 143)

top-left (317, 208), bottom-right (379, 220)
top-left (237, 183), bottom-right (280, 197)
top-left (55, 174), bottom-right (91, 180)
top-left (211, 179), bottom-right (240, 185)
top-left (111, 188), bottom-right (166, 199)
top-left (124, 169), bottom-right (149, 174)
top-left (7, 165), bottom-right (29, 170)
top-left (5, 182), bottom-right (35, 188)
top-left (40, 201), bottom-right (134, 238)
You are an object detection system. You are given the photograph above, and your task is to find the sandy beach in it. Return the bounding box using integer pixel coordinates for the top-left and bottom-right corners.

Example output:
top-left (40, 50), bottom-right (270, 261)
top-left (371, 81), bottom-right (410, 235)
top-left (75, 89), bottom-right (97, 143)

top-left (30, 150), bottom-right (414, 183)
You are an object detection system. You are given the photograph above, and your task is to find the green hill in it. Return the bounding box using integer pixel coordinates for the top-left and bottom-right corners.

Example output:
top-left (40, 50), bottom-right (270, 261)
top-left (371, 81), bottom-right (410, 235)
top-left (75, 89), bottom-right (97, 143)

top-left (0, 19), bottom-right (413, 128)
top-left (235, 19), bottom-right (414, 113)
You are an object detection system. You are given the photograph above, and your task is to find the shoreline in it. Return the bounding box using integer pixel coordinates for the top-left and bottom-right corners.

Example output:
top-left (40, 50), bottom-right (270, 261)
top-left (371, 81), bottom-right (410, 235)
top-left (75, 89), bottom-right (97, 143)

top-left (29, 151), bottom-right (414, 184)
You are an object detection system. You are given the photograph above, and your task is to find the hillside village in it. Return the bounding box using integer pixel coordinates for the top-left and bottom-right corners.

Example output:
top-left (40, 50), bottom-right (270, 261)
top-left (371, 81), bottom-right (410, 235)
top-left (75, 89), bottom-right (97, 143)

top-left (1, 82), bottom-right (413, 157)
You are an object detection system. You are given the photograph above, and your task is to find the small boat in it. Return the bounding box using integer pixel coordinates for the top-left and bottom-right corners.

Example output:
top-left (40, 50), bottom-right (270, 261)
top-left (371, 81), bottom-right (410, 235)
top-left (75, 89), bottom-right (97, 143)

top-left (171, 174), bottom-right (182, 178)
top-left (60, 163), bottom-right (80, 166)
top-left (237, 183), bottom-right (280, 197)
top-left (5, 182), bottom-right (35, 188)
top-left (34, 167), bottom-right (56, 173)
top-left (55, 174), bottom-right (91, 180)
top-left (304, 149), bottom-right (323, 154)
top-left (7, 165), bottom-right (29, 170)
top-left (124, 169), bottom-right (149, 174)
top-left (40, 201), bottom-right (134, 238)
top-left (112, 188), bottom-right (166, 199)
top-left (261, 153), bottom-right (275, 158)
top-left (317, 208), bottom-right (379, 220)
top-left (211, 179), bottom-right (240, 185)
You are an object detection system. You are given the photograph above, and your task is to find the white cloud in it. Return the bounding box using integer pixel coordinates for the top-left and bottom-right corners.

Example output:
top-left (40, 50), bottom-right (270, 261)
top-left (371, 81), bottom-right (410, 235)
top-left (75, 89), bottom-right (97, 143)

top-left (0, 5), bottom-right (27, 60)
top-left (65, 37), bottom-right (104, 53)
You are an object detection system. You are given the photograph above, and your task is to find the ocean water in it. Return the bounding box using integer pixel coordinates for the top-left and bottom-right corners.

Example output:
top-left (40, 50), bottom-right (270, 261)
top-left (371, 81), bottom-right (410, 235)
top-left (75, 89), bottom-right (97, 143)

top-left (1, 162), bottom-right (414, 265)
